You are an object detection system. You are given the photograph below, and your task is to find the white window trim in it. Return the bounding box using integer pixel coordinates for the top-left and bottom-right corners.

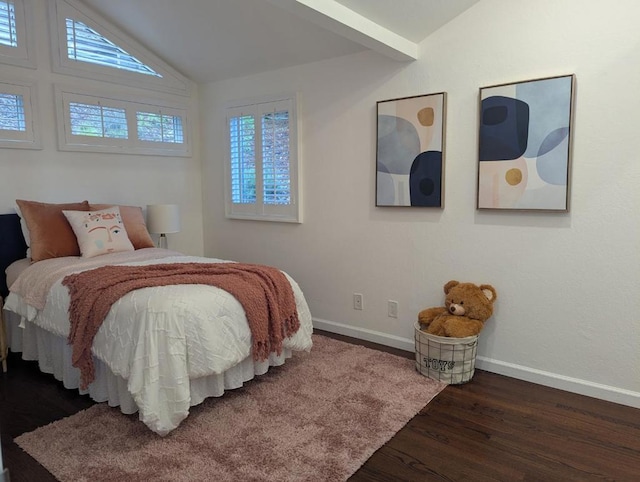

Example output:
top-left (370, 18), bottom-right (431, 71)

top-left (55, 84), bottom-right (191, 157)
top-left (0, 0), bottom-right (36, 69)
top-left (0, 79), bottom-right (41, 149)
top-left (49, 0), bottom-right (191, 97)
top-left (224, 93), bottom-right (302, 223)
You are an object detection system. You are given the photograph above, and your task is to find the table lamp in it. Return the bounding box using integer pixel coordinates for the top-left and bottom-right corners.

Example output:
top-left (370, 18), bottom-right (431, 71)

top-left (146, 204), bottom-right (180, 249)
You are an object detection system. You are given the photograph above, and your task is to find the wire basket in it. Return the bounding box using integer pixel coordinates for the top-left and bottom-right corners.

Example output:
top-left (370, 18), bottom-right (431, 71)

top-left (414, 322), bottom-right (478, 384)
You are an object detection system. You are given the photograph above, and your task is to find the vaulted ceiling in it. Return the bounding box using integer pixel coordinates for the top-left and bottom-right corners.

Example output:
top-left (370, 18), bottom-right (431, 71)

top-left (81, 0), bottom-right (480, 84)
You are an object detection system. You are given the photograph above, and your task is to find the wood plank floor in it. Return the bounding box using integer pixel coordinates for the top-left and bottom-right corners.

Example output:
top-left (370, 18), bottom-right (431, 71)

top-left (1, 330), bottom-right (639, 481)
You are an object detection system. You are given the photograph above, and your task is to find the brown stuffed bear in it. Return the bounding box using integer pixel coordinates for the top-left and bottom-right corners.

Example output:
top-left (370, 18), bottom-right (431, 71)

top-left (418, 280), bottom-right (497, 338)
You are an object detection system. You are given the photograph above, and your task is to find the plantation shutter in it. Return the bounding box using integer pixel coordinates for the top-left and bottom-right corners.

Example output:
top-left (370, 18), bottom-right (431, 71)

top-left (0, 92), bottom-right (25, 131)
top-left (0, 80), bottom-right (39, 148)
top-left (261, 108), bottom-right (290, 205)
top-left (225, 96), bottom-right (300, 222)
top-left (65, 18), bottom-right (161, 77)
top-left (228, 107), bottom-right (257, 206)
top-left (137, 111), bottom-right (184, 143)
top-left (69, 101), bottom-right (127, 139)
top-left (0, 1), bottom-right (17, 47)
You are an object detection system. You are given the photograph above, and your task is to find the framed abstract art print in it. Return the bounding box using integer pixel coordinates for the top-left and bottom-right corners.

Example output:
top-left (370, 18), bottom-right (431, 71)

top-left (376, 92), bottom-right (446, 207)
top-left (477, 74), bottom-right (575, 211)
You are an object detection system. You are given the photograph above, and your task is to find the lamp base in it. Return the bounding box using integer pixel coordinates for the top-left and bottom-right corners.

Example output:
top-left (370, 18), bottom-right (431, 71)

top-left (157, 233), bottom-right (168, 249)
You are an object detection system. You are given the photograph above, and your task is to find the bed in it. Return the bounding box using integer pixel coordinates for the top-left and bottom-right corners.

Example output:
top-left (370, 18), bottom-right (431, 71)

top-left (0, 205), bottom-right (313, 436)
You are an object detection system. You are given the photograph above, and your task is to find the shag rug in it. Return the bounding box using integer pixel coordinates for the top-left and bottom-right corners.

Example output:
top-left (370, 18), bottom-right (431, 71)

top-left (15, 334), bottom-right (445, 482)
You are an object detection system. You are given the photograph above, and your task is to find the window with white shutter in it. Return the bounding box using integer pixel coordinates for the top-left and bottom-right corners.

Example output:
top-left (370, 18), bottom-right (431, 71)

top-left (226, 95), bottom-right (301, 223)
top-left (229, 114), bottom-right (257, 204)
top-left (0, 80), bottom-right (40, 149)
top-left (0, 92), bottom-right (24, 130)
top-left (49, 0), bottom-right (190, 96)
top-left (137, 111), bottom-right (184, 144)
top-left (69, 101), bottom-right (128, 139)
top-left (0, 1), bottom-right (17, 47)
top-left (0, 0), bottom-right (35, 68)
top-left (262, 110), bottom-right (291, 206)
top-left (65, 18), bottom-right (161, 78)
top-left (56, 86), bottom-right (190, 156)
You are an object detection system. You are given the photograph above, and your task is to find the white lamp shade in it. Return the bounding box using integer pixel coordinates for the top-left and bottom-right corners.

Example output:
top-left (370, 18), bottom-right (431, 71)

top-left (146, 204), bottom-right (180, 234)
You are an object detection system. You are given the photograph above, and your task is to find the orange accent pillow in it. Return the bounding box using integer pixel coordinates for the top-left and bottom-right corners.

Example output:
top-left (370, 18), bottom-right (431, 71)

top-left (89, 204), bottom-right (155, 249)
top-left (15, 200), bottom-right (90, 262)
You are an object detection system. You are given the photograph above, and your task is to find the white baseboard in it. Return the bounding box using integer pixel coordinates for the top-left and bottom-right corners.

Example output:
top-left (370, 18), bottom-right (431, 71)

top-left (475, 356), bottom-right (640, 409)
top-left (313, 318), bottom-right (415, 352)
top-left (313, 317), bottom-right (640, 410)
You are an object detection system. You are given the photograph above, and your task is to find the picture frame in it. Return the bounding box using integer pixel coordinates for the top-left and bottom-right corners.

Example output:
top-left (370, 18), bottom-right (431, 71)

top-left (376, 92), bottom-right (447, 207)
top-left (477, 74), bottom-right (576, 211)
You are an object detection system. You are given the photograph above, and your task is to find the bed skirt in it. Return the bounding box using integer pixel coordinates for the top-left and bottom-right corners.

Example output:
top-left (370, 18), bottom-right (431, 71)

top-left (4, 309), bottom-right (291, 415)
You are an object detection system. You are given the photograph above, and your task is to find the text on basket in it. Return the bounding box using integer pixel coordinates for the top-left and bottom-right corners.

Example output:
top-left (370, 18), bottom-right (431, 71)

top-left (424, 357), bottom-right (455, 371)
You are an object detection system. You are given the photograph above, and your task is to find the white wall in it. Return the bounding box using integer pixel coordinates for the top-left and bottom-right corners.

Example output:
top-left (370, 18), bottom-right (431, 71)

top-left (200, 0), bottom-right (640, 407)
top-left (0, 0), bottom-right (204, 256)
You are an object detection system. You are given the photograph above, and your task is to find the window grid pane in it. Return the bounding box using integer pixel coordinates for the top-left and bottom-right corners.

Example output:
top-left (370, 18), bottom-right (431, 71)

top-left (0, 92), bottom-right (25, 131)
top-left (66, 18), bottom-right (162, 78)
top-left (262, 110), bottom-right (290, 205)
top-left (229, 115), bottom-right (256, 204)
top-left (0, 1), bottom-right (17, 47)
top-left (137, 111), bottom-right (184, 143)
top-left (69, 101), bottom-right (127, 139)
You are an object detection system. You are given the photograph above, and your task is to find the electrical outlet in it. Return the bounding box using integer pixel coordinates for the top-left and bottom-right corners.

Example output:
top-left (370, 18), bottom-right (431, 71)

top-left (388, 300), bottom-right (398, 318)
top-left (353, 293), bottom-right (363, 310)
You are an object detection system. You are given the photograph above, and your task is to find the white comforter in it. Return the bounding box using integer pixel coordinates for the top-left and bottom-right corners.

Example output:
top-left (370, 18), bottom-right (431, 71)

top-left (5, 251), bottom-right (313, 435)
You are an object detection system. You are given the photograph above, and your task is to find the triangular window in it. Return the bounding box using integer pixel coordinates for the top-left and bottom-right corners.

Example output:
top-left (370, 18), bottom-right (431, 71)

top-left (49, 0), bottom-right (190, 96)
top-left (65, 18), bottom-right (161, 78)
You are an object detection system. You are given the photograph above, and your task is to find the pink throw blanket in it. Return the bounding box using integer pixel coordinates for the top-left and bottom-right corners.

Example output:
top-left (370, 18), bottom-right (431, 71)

top-left (62, 262), bottom-right (300, 389)
top-left (9, 248), bottom-right (181, 310)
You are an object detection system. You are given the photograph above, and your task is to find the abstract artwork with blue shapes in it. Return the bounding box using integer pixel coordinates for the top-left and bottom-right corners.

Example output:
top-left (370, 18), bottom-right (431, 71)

top-left (376, 92), bottom-right (447, 207)
top-left (477, 74), bottom-right (575, 211)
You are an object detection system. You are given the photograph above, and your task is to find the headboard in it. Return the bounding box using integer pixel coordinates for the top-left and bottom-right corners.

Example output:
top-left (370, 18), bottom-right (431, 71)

top-left (0, 213), bottom-right (28, 299)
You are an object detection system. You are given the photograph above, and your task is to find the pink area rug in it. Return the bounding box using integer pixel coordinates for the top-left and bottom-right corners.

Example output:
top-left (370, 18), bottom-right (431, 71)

top-left (16, 335), bottom-right (445, 482)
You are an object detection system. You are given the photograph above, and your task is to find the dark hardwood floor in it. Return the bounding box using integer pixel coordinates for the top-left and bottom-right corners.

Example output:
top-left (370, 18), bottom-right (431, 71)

top-left (1, 331), bottom-right (639, 481)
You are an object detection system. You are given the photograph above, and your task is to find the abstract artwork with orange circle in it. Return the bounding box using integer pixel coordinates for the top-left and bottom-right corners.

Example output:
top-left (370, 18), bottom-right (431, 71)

top-left (477, 75), bottom-right (575, 211)
top-left (376, 92), bottom-right (447, 208)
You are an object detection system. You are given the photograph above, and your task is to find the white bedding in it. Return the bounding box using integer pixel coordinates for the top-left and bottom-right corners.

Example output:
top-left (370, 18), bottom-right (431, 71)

top-left (4, 251), bottom-right (313, 435)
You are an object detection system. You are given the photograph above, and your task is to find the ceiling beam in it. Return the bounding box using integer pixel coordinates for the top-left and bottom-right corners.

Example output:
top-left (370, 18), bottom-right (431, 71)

top-left (267, 0), bottom-right (418, 61)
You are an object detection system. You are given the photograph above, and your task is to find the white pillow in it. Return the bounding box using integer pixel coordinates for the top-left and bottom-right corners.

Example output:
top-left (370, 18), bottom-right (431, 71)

top-left (63, 206), bottom-right (134, 258)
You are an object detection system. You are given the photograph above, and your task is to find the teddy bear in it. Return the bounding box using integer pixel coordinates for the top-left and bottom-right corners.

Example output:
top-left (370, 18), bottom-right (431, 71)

top-left (418, 280), bottom-right (497, 338)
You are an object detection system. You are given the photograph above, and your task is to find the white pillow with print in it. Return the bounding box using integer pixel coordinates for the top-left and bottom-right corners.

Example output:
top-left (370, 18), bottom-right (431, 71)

top-left (63, 206), bottom-right (134, 258)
